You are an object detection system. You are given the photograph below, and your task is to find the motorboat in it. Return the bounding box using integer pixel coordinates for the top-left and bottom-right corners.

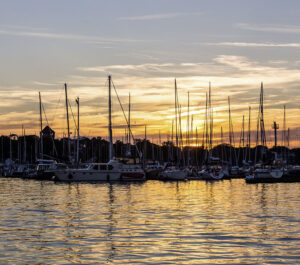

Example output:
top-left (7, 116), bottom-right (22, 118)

top-left (54, 159), bottom-right (123, 182)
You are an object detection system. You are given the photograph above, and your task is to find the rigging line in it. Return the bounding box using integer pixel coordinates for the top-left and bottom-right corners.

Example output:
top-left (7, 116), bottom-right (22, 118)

top-left (68, 99), bottom-right (78, 132)
top-left (50, 86), bottom-right (64, 127)
top-left (42, 103), bottom-right (49, 125)
top-left (111, 79), bottom-right (142, 159)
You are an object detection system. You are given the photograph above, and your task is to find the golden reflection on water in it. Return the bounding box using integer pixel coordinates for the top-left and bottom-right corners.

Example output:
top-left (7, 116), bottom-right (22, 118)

top-left (0, 179), bottom-right (299, 264)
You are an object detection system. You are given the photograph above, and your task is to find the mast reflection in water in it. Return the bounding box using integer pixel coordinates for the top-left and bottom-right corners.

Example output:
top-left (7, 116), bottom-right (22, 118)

top-left (0, 179), bottom-right (299, 264)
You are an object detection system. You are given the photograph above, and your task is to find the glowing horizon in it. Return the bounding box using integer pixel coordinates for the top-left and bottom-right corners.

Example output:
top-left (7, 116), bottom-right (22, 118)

top-left (0, 1), bottom-right (299, 147)
top-left (1, 73), bottom-right (299, 148)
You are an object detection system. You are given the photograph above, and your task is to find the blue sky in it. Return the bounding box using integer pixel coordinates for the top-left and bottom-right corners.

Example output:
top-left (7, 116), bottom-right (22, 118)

top-left (0, 0), bottom-right (300, 145)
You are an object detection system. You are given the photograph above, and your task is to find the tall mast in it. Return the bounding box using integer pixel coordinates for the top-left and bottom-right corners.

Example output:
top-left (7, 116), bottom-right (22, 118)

top-left (205, 92), bottom-right (208, 150)
top-left (171, 119), bottom-right (174, 144)
top-left (221, 126), bottom-right (224, 164)
top-left (259, 82), bottom-right (266, 146)
top-left (39, 92), bottom-right (43, 159)
top-left (127, 93), bottom-right (131, 156)
top-left (221, 126), bottom-right (223, 144)
top-left (128, 93), bottom-right (131, 145)
top-left (144, 125), bottom-right (147, 166)
top-left (195, 126), bottom-right (198, 167)
top-left (242, 115), bottom-right (245, 161)
top-left (228, 96), bottom-right (232, 147)
top-left (9, 133), bottom-right (12, 161)
top-left (23, 126), bottom-right (26, 163)
top-left (283, 105), bottom-right (286, 147)
top-left (175, 79), bottom-right (179, 164)
top-left (248, 106), bottom-right (251, 147)
top-left (179, 105), bottom-right (185, 166)
top-left (191, 115), bottom-right (193, 147)
top-left (242, 115), bottom-right (245, 148)
top-left (76, 97), bottom-right (80, 165)
top-left (228, 96), bottom-right (232, 165)
top-left (228, 96), bottom-right (236, 165)
top-left (187, 91), bottom-right (190, 166)
top-left (1, 136), bottom-right (3, 163)
top-left (190, 115), bottom-right (193, 166)
top-left (159, 130), bottom-right (162, 163)
top-left (108, 75), bottom-right (113, 160)
top-left (248, 106), bottom-right (251, 162)
top-left (187, 91), bottom-right (190, 146)
top-left (64, 83), bottom-right (71, 161)
top-left (171, 119), bottom-right (174, 161)
top-left (209, 82), bottom-right (213, 150)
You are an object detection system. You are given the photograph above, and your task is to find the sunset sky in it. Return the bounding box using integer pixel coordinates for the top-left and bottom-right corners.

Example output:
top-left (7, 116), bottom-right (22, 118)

top-left (1, 0), bottom-right (300, 146)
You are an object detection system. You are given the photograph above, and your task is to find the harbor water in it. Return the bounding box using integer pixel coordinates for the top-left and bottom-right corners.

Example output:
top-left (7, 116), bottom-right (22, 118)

top-left (0, 178), bottom-right (299, 264)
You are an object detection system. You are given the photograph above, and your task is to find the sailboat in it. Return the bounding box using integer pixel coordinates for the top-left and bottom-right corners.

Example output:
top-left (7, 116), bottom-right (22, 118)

top-left (55, 76), bottom-right (145, 182)
top-left (159, 79), bottom-right (187, 180)
top-left (197, 83), bottom-right (224, 180)
top-left (246, 83), bottom-right (286, 183)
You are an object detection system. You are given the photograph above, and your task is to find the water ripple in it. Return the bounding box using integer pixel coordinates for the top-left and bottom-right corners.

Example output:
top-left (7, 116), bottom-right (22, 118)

top-left (0, 178), bottom-right (299, 264)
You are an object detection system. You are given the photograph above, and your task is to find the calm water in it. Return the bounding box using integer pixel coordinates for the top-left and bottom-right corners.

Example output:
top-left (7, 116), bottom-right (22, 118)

top-left (0, 178), bottom-right (299, 264)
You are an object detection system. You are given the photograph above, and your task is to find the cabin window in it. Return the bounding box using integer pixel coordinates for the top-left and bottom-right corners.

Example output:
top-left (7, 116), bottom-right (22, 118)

top-left (100, 165), bottom-right (107, 170)
top-left (108, 165), bottom-right (113, 170)
top-left (93, 165), bottom-right (98, 170)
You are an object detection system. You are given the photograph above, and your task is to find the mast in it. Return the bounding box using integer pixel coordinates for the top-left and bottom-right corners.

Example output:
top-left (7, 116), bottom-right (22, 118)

top-left (144, 125), bottom-right (147, 166)
top-left (175, 79), bottom-right (179, 164)
top-left (159, 130), bottom-right (162, 163)
top-left (108, 75), bottom-right (113, 160)
top-left (248, 106), bottom-right (251, 162)
top-left (127, 93), bottom-right (131, 156)
top-left (283, 105), bottom-right (286, 147)
top-left (195, 127), bottom-right (198, 167)
top-left (76, 97), bottom-right (80, 165)
top-left (64, 83), bottom-right (71, 161)
top-left (1, 136), bottom-right (3, 163)
top-left (203, 92), bottom-right (209, 164)
top-left (179, 105), bottom-right (184, 165)
top-left (39, 92), bottom-right (43, 159)
top-left (151, 137), bottom-right (155, 162)
top-left (228, 96), bottom-right (237, 166)
top-left (187, 91), bottom-right (190, 166)
top-left (190, 115), bottom-right (193, 165)
top-left (209, 82), bottom-right (213, 150)
top-left (23, 126), bottom-right (26, 163)
top-left (9, 133), bottom-right (12, 161)
top-left (171, 119), bottom-right (174, 161)
top-left (242, 115), bottom-right (245, 148)
top-left (228, 96), bottom-right (232, 165)
top-left (221, 126), bottom-right (224, 165)
top-left (34, 133), bottom-right (37, 161)
top-left (259, 82), bottom-right (266, 146)
top-left (205, 92), bottom-right (208, 151)
top-left (18, 134), bottom-right (20, 162)
top-left (242, 115), bottom-right (245, 161)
